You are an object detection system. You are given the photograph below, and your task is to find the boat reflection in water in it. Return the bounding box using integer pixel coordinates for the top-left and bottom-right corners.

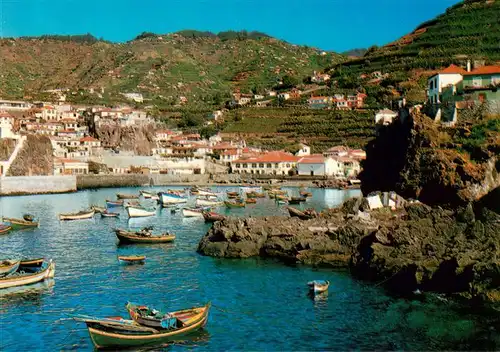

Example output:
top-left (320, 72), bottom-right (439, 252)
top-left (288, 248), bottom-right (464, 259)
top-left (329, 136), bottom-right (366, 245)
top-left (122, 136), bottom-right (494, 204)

top-left (0, 279), bottom-right (55, 303)
top-left (308, 290), bottom-right (328, 303)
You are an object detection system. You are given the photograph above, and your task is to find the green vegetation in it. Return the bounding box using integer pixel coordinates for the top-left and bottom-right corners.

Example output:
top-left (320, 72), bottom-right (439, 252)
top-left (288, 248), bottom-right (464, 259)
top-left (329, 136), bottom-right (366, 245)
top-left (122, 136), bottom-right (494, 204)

top-left (329, 0), bottom-right (500, 103)
top-left (0, 33), bottom-right (344, 102)
top-left (222, 107), bottom-right (374, 152)
top-left (19, 33), bottom-right (103, 44)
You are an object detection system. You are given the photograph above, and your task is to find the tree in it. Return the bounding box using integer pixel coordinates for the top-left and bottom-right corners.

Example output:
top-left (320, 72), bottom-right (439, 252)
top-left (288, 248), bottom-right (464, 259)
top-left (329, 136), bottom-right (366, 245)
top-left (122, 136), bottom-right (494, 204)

top-left (281, 75), bottom-right (299, 89)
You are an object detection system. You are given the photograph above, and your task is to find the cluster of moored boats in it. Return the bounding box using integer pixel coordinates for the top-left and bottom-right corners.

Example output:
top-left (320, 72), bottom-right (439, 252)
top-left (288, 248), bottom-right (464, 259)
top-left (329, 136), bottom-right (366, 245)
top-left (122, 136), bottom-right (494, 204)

top-left (1, 185), bottom-right (330, 349)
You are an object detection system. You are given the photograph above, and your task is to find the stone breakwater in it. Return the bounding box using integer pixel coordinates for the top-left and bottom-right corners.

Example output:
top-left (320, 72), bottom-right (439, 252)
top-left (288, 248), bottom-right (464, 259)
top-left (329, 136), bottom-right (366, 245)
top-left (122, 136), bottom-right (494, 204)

top-left (198, 196), bottom-right (500, 304)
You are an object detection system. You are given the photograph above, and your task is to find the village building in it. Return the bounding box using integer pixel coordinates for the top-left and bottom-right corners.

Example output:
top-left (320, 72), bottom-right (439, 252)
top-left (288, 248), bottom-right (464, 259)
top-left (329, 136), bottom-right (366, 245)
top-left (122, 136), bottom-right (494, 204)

top-left (297, 154), bottom-right (345, 177)
top-left (231, 151), bottom-right (298, 175)
top-left (53, 158), bottom-right (89, 175)
top-left (0, 111), bottom-right (19, 139)
top-left (427, 64), bottom-right (467, 104)
top-left (311, 72), bottom-right (331, 84)
top-left (375, 109), bottom-right (398, 125)
top-left (0, 100), bottom-right (32, 111)
top-left (295, 144), bottom-right (311, 157)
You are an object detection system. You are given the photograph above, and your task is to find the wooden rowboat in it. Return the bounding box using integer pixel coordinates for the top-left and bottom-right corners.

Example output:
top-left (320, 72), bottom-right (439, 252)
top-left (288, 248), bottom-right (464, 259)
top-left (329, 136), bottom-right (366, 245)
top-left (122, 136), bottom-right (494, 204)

top-left (0, 260), bottom-right (20, 276)
top-left (182, 208), bottom-right (205, 218)
top-left (286, 206), bottom-right (317, 220)
top-left (224, 200), bottom-right (245, 208)
top-left (300, 191), bottom-right (313, 198)
top-left (288, 197), bottom-right (307, 205)
top-left (0, 224), bottom-right (12, 235)
top-left (126, 302), bottom-right (209, 330)
top-left (106, 200), bottom-right (124, 207)
top-left (118, 255), bottom-right (146, 264)
top-left (59, 210), bottom-right (95, 221)
top-left (226, 191), bottom-right (239, 197)
top-left (246, 198), bottom-right (257, 204)
top-left (0, 260), bottom-right (55, 289)
top-left (1, 216), bottom-right (39, 230)
top-left (117, 193), bottom-right (140, 200)
top-left (126, 206), bottom-right (156, 218)
top-left (115, 229), bottom-right (176, 244)
top-left (307, 280), bottom-right (330, 294)
top-left (75, 302), bottom-right (210, 349)
top-left (202, 211), bottom-right (225, 223)
top-left (19, 258), bottom-right (44, 268)
top-left (101, 211), bottom-right (120, 218)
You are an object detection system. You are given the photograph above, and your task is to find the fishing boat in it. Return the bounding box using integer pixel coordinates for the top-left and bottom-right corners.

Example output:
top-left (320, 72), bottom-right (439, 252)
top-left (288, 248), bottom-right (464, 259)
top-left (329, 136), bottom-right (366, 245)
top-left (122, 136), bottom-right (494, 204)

top-left (101, 210), bottom-right (120, 218)
top-left (195, 198), bottom-right (223, 207)
top-left (246, 198), bottom-right (257, 204)
top-left (0, 224), bottom-right (12, 235)
top-left (226, 191), bottom-right (239, 198)
top-left (202, 211), bottom-right (225, 223)
top-left (286, 206), bottom-right (317, 220)
top-left (299, 191), bottom-right (313, 198)
top-left (19, 258), bottom-right (44, 268)
top-left (91, 206), bottom-right (106, 214)
top-left (117, 193), bottom-right (140, 200)
top-left (75, 302), bottom-right (210, 349)
top-left (182, 208), bottom-right (206, 218)
top-left (59, 210), bottom-right (95, 221)
top-left (0, 260), bottom-right (55, 289)
top-left (115, 229), bottom-right (176, 244)
top-left (106, 199), bottom-right (124, 207)
top-left (140, 190), bottom-right (154, 198)
top-left (126, 302), bottom-right (210, 330)
top-left (118, 255), bottom-right (146, 264)
top-left (224, 200), bottom-right (246, 208)
top-left (125, 200), bottom-right (141, 208)
top-left (1, 215), bottom-right (39, 230)
top-left (196, 189), bottom-right (218, 197)
top-left (275, 194), bottom-right (289, 201)
top-left (159, 192), bottom-right (188, 205)
top-left (0, 260), bottom-right (20, 276)
top-left (307, 280), bottom-right (330, 294)
top-left (126, 206), bottom-right (156, 218)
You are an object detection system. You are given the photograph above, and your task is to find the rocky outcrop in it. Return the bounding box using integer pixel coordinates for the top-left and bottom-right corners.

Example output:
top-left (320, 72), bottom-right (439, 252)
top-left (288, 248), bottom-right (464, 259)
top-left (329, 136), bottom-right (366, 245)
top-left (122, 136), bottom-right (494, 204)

top-left (360, 112), bottom-right (500, 208)
top-left (95, 124), bottom-right (156, 156)
top-left (8, 135), bottom-right (53, 176)
top-left (198, 192), bottom-right (500, 304)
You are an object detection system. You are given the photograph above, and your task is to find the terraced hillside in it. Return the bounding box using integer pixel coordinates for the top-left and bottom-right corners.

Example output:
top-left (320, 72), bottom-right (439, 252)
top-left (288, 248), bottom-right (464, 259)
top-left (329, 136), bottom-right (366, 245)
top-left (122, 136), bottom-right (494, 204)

top-left (0, 32), bottom-right (343, 103)
top-left (329, 0), bottom-right (500, 101)
top-left (221, 107), bottom-right (374, 152)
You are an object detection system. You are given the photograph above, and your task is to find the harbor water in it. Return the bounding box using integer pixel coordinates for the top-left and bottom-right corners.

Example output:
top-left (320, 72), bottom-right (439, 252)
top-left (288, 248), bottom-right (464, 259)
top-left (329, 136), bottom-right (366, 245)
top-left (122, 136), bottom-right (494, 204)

top-left (0, 186), bottom-right (498, 351)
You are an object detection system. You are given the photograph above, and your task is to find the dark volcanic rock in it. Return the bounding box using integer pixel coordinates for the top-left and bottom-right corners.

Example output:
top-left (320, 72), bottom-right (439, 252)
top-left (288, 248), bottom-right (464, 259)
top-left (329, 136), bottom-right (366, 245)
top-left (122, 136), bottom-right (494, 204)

top-left (198, 192), bottom-right (500, 304)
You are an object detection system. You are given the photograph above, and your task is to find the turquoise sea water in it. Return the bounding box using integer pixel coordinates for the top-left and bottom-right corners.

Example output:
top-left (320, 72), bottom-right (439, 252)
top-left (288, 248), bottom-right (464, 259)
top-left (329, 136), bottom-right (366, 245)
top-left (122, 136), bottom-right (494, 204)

top-left (0, 186), bottom-right (498, 351)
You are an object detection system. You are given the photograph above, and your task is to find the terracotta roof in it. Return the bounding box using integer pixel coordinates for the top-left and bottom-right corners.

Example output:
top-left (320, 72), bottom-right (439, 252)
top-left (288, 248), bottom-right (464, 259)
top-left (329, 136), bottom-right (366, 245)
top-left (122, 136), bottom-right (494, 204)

top-left (464, 65), bottom-right (500, 75)
top-left (221, 150), bottom-right (239, 156)
top-left (80, 136), bottom-right (99, 142)
top-left (298, 154), bottom-right (325, 164)
top-left (326, 146), bottom-right (349, 152)
top-left (234, 151), bottom-right (298, 163)
top-left (438, 64), bottom-right (467, 75)
top-left (0, 111), bottom-right (13, 118)
top-left (212, 143), bottom-right (238, 150)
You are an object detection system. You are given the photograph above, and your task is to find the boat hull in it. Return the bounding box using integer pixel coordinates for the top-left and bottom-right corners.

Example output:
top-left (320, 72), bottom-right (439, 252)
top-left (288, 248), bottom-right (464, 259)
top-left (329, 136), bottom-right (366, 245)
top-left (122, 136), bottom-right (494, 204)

top-left (106, 200), bottom-right (124, 207)
top-left (0, 261), bottom-right (55, 289)
top-left (126, 207), bottom-right (156, 218)
top-left (1, 217), bottom-right (38, 229)
top-left (115, 231), bottom-right (175, 244)
top-left (59, 211), bottom-right (95, 221)
top-left (182, 209), bottom-right (204, 218)
top-left (160, 193), bottom-right (188, 205)
top-left (0, 260), bottom-right (20, 276)
top-left (117, 194), bottom-right (139, 200)
top-left (86, 304), bottom-right (210, 349)
top-left (203, 212), bottom-right (225, 223)
top-left (0, 225), bottom-right (12, 235)
top-left (224, 201), bottom-right (245, 208)
top-left (195, 199), bottom-right (223, 207)
top-left (118, 256), bottom-right (146, 264)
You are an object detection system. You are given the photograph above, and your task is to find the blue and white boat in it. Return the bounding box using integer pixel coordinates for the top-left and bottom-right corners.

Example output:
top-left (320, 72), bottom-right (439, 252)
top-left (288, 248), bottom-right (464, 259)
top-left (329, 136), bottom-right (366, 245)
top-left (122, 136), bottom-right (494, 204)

top-left (159, 192), bottom-right (188, 205)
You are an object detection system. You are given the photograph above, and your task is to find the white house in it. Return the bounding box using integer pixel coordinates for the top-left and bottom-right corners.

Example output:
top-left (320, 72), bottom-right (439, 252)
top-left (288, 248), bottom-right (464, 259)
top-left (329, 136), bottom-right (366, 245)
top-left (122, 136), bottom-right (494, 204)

top-left (268, 91), bottom-right (277, 97)
top-left (53, 158), bottom-right (89, 175)
top-left (0, 111), bottom-right (18, 139)
top-left (231, 151), bottom-right (298, 175)
top-left (297, 155), bottom-right (345, 177)
top-left (375, 109), bottom-right (398, 125)
top-left (278, 93), bottom-right (290, 101)
top-left (80, 136), bottom-right (101, 148)
top-left (122, 93), bottom-right (144, 103)
top-left (427, 64), bottom-right (466, 104)
top-left (254, 94), bottom-right (265, 100)
top-left (0, 100), bottom-right (31, 111)
top-left (296, 144), bottom-right (311, 157)
top-left (41, 106), bottom-right (59, 121)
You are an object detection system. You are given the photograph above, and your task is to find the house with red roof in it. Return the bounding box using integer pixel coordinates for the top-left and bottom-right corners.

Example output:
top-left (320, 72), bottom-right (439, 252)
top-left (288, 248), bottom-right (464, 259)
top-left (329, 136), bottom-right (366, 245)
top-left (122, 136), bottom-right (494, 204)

top-left (230, 151), bottom-right (299, 175)
top-left (80, 136), bottom-right (101, 148)
top-left (53, 158), bottom-right (89, 175)
top-left (427, 64), bottom-right (468, 104)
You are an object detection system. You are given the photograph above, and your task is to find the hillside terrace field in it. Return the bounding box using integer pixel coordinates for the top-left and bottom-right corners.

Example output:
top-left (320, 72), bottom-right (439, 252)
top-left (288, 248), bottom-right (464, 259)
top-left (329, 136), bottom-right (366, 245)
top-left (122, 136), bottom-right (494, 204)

top-left (222, 107), bottom-right (375, 152)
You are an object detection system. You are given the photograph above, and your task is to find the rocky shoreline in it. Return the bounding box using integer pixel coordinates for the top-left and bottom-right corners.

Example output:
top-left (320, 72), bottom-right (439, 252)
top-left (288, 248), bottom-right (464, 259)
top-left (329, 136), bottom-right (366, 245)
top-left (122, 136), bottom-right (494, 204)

top-left (198, 193), bottom-right (500, 306)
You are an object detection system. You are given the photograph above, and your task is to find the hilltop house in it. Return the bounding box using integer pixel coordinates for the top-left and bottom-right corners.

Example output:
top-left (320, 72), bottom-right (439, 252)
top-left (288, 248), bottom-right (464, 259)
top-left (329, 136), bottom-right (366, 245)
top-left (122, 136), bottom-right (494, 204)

top-left (295, 144), bottom-right (311, 157)
top-left (427, 64), bottom-right (467, 104)
top-left (311, 72), bottom-right (331, 84)
top-left (0, 111), bottom-right (19, 139)
top-left (297, 154), bottom-right (344, 177)
top-left (308, 96), bottom-right (332, 109)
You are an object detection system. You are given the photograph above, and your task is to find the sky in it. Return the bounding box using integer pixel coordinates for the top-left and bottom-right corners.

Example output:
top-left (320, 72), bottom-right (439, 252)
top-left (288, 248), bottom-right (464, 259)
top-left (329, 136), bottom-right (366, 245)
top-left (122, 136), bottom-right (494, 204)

top-left (0, 0), bottom-right (459, 52)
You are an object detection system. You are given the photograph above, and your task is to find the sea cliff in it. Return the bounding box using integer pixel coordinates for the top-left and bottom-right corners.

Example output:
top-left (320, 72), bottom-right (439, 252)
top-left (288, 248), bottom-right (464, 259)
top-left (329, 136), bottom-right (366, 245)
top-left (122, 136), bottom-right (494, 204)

top-left (198, 193), bottom-right (500, 304)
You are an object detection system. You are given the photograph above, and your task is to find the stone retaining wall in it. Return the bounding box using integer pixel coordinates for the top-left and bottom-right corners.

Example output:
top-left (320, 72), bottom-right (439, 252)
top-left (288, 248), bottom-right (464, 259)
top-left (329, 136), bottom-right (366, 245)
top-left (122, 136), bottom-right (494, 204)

top-left (0, 175), bottom-right (76, 195)
top-left (77, 174), bottom-right (210, 189)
